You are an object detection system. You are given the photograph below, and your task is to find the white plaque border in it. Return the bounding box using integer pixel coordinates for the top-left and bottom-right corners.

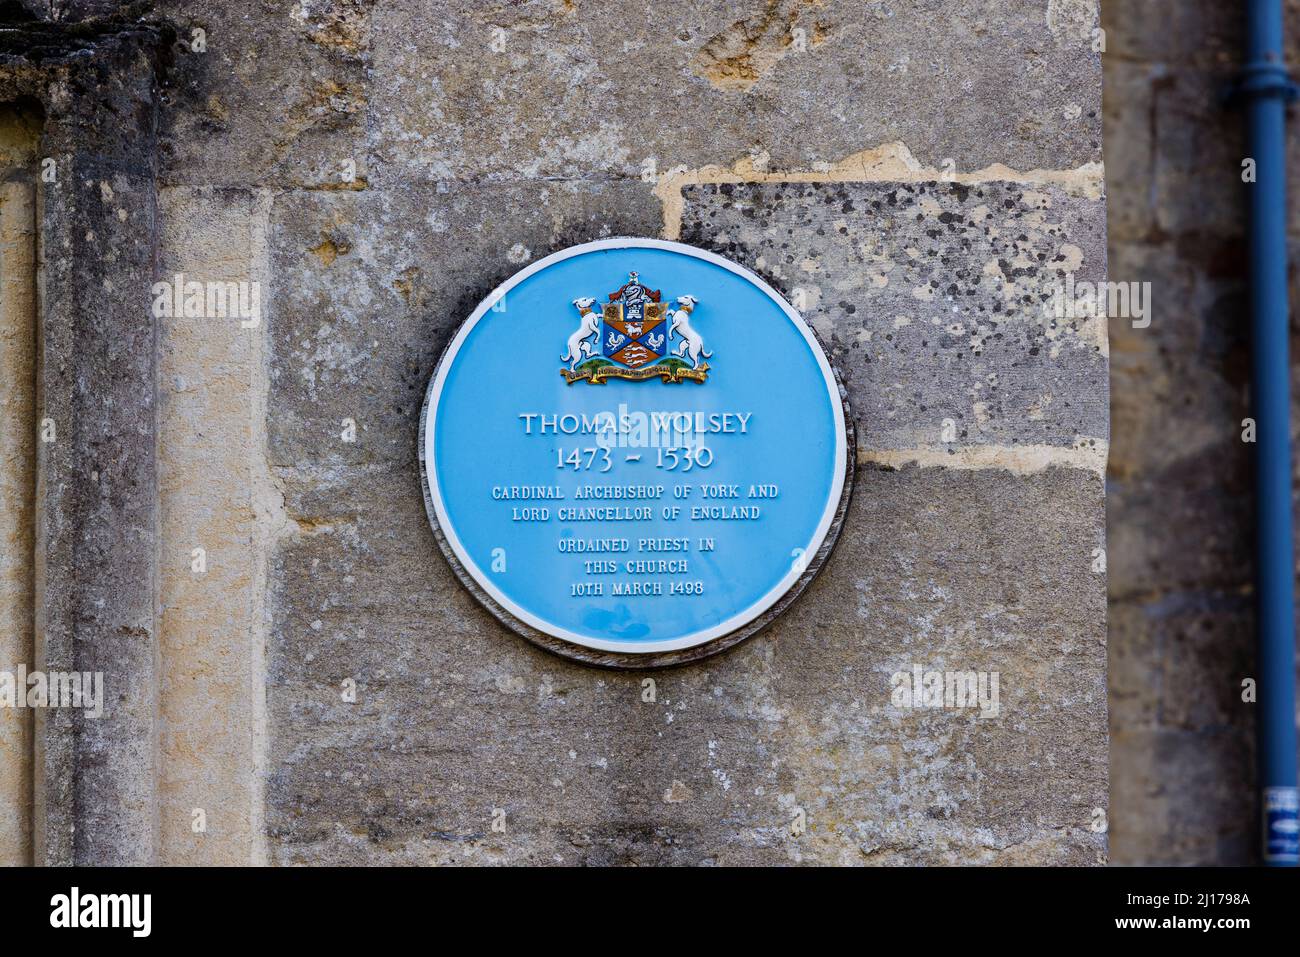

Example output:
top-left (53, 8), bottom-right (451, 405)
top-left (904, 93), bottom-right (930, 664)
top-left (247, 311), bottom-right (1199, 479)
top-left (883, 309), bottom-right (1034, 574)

top-left (419, 237), bottom-right (854, 667)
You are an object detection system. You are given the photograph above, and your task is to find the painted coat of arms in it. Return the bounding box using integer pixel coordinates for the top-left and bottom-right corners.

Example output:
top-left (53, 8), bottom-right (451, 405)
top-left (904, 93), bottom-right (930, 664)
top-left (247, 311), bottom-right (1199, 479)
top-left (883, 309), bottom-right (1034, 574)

top-left (561, 272), bottom-right (711, 384)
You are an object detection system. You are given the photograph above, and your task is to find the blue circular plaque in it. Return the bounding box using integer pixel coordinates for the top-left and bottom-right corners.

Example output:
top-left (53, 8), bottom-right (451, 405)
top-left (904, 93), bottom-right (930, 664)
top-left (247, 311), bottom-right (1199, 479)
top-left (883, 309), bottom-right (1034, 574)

top-left (420, 239), bottom-right (852, 666)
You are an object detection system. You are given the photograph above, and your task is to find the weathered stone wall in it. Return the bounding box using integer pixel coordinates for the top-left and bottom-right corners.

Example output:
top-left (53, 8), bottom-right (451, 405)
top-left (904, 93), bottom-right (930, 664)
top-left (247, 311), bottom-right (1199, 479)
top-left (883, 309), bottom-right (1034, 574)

top-left (1, 0), bottom-right (1108, 864)
top-left (247, 1), bottom-right (1107, 865)
top-left (1103, 0), bottom-right (1300, 865)
top-left (1, 12), bottom-right (170, 865)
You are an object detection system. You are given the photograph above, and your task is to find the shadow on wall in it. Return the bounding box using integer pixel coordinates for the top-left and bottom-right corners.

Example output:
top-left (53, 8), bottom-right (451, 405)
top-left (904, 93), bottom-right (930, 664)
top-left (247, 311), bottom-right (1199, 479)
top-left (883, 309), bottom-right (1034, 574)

top-left (1102, 0), bottom-right (1300, 864)
top-left (0, 98), bottom-right (40, 867)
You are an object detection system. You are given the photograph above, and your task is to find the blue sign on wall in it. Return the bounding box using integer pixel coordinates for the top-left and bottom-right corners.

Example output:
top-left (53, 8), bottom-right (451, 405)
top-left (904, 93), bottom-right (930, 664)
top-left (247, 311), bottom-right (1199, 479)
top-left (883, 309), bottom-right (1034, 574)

top-left (419, 239), bottom-right (852, 666)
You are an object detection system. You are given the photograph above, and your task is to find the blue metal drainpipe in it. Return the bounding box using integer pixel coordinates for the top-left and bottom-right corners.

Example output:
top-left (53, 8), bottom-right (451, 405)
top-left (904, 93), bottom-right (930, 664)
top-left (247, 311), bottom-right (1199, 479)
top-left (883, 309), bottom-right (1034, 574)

top-left (1240, 0), bottom-right (1300, 865)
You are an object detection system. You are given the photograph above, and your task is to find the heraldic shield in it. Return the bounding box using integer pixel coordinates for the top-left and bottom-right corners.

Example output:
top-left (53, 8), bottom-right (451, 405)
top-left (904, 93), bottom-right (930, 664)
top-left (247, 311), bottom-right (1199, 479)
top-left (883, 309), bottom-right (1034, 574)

top-left (560, 271), bottom-right (710, 385)
top-left (602, 274), bottom-right (666, 369)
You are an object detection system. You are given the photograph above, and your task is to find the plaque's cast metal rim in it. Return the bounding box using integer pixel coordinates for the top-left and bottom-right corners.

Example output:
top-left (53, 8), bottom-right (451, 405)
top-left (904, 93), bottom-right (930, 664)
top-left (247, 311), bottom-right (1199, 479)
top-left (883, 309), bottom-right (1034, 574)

top-left (418, 237), bottom-right (855, 669)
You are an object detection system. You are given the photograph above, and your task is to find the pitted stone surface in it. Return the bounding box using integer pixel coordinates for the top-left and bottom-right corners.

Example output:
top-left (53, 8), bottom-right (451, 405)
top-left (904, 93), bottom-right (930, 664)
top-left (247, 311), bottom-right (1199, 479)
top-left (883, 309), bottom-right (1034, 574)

top-left (680, 180), bottom-right (1108, 451)
top-left (366, 0), bottom-right (1102, 182)
top-left (156, 0), bottom-right (1102, 188)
